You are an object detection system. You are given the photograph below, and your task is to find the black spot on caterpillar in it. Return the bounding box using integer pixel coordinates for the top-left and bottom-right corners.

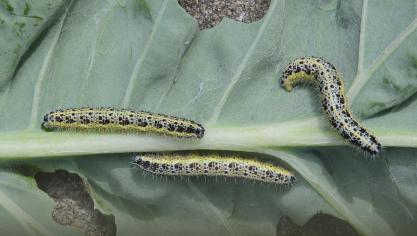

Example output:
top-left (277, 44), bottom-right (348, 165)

top-left (133, 153), bottom-right (296, 186)
top-left (281, 57), bottom-right (381, 155)
top-left (42, 108), bottom-right (205, 138)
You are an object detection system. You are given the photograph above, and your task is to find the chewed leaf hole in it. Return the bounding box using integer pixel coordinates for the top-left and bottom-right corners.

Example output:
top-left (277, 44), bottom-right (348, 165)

top-left (178, 0), bottom-right (271, 29)
top-left (276, 213), bottom-right (360, 236)
top-left (34, 170), bottom-right (116, 236)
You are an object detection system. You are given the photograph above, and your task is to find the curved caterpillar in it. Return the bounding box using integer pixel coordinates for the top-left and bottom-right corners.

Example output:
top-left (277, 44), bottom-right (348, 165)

top-left (133, 153), bottom-right (296, 186)
top-left (42, 108), bottom-right (205, 138)
top-left (281, 57), bottom-right (381, 155)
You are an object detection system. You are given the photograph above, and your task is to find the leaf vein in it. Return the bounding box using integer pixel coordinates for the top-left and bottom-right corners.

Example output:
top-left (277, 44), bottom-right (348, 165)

top-left (348, 16), bottom-right (417, 101)
top-left (122, 0), bottom-right (169, 108)
top-left (28, 1), bottom-right (73, 130)
top-left (207, 0), bottom-right (280, 124)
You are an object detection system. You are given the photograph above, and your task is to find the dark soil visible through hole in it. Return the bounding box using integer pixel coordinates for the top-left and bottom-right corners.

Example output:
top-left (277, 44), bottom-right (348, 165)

top-left (35, 170), bottom-right (116, 236)
top-left (178, 0), bottom-right (271, 29)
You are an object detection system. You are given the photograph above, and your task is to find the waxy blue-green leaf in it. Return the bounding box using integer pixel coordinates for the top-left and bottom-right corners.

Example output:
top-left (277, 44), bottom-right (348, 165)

top-left (1, 0), bottom-right (417, 235)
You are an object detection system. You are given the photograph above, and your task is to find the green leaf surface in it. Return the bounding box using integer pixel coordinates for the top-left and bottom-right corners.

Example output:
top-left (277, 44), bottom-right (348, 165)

top-left (1, 0), bottom-right (417, 235)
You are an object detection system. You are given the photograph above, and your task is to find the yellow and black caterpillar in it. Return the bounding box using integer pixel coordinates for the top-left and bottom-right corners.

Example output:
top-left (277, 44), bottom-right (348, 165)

top-left (42, 108), bottom-right (205, 138)
top-left (133, 153), bottom-right (295, 186)
top-left (281, 57), bottom-right (381, 155)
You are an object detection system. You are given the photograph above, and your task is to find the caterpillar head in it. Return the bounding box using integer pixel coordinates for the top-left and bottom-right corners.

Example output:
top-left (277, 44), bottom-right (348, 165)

top-left (281, 58), bottom-right (316, 92)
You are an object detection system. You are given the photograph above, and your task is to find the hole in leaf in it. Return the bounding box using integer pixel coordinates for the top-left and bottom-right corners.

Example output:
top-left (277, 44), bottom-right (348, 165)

top-left (276, 213), bottom-right (360, 236)
top-left (35, 170), bottom-right (116, 236)
top-left (178, 0), bottom-right (271, 29)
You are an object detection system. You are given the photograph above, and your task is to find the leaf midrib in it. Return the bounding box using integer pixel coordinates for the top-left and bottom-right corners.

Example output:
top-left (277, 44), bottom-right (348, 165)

top-left (0, 122), bottom-right (415, 158)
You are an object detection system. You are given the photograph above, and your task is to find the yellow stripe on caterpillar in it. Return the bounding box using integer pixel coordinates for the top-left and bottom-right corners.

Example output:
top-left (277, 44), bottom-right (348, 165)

top-left (133, 153), bottom-right (296, 186)
top-left (42, 108), bottom-right (205, 138)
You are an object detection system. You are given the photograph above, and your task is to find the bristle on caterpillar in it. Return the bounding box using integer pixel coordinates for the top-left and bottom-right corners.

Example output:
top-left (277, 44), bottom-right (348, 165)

top-left (133, 153), bottom-right (296, 186)
top-left (42, 108), bottom-right (205, 138)
top-left (281, 57), bottom-right (381, 155)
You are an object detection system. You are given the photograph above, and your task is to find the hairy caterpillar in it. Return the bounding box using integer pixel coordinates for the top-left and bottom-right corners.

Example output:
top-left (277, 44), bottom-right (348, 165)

top-left (281, 57), bottom-right (381, 155)
top-left (133, 153), bottom-right (296, 186)
top-left (42, 108), bottom-right (205, 138)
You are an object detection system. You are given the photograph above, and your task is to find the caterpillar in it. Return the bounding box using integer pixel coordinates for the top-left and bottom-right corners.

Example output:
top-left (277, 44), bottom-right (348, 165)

top-left (281, 57), bottom-right (381, 155)
top-left (42, 108), bottom-right (205, 138)
top-left (133, 153), bottom-right (296, 186)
